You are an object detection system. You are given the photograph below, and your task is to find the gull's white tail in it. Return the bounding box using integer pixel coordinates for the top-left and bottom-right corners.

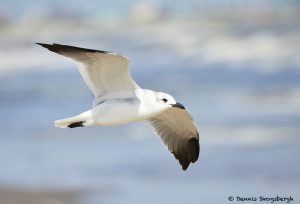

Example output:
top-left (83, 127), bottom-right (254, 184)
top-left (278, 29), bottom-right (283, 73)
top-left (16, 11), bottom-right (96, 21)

top-left (54, 110), bottom-right (93, 128)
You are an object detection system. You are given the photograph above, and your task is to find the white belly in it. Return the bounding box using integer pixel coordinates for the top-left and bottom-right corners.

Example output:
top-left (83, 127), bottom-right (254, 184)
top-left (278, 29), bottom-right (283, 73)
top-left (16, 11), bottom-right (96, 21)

top-left (91, 98), bottom-right (144, 126)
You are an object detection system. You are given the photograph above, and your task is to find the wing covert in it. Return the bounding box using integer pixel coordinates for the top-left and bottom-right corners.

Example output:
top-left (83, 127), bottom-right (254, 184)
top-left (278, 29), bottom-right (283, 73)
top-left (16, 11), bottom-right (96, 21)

top-left (37, 43), bottom-right (140, 101)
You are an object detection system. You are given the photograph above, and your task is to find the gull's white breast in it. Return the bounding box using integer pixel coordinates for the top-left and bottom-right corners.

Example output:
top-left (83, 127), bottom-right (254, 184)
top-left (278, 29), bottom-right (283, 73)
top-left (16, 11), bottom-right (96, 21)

top-left (91, 97), bottom-right (144, 126)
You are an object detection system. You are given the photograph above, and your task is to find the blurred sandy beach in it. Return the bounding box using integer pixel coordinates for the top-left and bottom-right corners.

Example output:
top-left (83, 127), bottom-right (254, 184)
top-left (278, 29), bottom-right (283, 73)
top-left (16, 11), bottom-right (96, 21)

top-left (0, 187), bottom-right (83, 204)
top-left (0, 0), bottom-right (300, 203)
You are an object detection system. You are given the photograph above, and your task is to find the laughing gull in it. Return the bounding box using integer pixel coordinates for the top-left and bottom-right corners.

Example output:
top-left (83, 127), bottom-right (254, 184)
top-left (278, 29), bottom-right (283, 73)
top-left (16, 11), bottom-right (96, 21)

top-left (37, 43), bottom-right (199, 170)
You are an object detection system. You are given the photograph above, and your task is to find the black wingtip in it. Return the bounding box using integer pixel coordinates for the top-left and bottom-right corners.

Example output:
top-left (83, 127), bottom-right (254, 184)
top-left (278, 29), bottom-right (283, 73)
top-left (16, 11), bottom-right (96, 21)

top-left (36, 43), bottom-right (67, 53)
top-left (36, 42), bottom-right (50, 48)
top-left (178, 137), bottom-right (200, 171)
top-left (36, 43), bottom-right (57, 51)
top-left (189, 137), bottom-right (200, 163)
top-left (181, 164), bottom-right (189, 171)
top-left (36, 42), bottom-right (114, 54)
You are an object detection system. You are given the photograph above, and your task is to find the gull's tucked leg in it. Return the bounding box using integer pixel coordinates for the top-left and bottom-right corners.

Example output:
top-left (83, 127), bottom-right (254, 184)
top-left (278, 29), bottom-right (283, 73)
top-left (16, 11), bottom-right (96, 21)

top-left (68, 121), bottom-right (84, 128)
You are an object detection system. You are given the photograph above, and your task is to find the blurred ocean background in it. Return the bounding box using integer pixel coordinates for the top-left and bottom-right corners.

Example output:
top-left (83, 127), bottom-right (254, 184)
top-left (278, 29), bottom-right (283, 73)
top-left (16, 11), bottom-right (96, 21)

top-left (0, 0), bottom-right (300, 203)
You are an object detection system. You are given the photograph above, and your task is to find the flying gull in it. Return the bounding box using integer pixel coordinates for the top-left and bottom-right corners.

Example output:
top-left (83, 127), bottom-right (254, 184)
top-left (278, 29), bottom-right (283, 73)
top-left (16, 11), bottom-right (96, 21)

top-left (37, 43), bottom-right (200, 170)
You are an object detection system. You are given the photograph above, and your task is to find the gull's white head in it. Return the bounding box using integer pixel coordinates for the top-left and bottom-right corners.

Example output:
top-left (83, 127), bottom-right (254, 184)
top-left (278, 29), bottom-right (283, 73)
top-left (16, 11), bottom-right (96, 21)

top-left (156, 92), bottom-right (176, 106)
top-left (136, 89), bottom-right (185, 116)
top-left (154, 92), bottom-right (185, 110)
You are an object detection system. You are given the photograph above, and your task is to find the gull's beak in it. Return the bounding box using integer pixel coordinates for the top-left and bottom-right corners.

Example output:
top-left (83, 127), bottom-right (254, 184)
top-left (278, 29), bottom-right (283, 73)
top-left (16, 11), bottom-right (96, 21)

top-left (171, 102), bottom-right (185, 110)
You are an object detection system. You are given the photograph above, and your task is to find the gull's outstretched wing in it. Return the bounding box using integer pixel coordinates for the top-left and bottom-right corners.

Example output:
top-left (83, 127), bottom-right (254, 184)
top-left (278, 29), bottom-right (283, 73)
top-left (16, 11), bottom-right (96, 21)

top-left (37, 43), bottom-right (140, 102)
top-left (148, 106), bottom-right (200, 170)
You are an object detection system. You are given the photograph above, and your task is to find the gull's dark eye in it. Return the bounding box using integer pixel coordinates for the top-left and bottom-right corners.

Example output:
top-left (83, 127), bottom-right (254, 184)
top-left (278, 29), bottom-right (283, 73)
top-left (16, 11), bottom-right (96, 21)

top-left (162, 98), bottom-right (168, 103)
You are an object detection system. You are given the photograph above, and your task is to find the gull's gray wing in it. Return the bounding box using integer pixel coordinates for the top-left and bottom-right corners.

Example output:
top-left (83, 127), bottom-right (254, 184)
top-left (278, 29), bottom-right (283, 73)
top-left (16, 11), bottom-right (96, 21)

top-left (37, 43), bottom-right (140, 103)
top-left (148, 106), bottom-right (200, 170)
